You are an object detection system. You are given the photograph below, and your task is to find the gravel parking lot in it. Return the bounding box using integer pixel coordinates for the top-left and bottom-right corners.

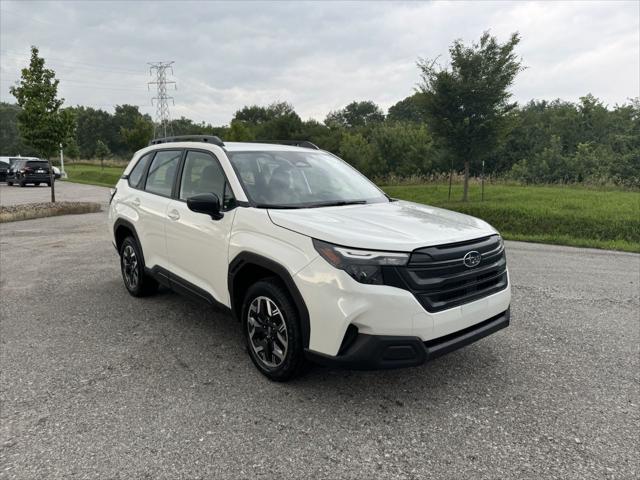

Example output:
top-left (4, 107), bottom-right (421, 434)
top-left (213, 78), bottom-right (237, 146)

top-left (0, 194), bottom-right (638, 478)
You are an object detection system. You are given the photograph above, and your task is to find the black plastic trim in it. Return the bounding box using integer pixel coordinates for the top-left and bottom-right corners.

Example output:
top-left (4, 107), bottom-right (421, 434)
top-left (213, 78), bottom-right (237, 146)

top-left (228, 252), bottom-right (311, 348)
top-left (146, 265), bottom-right (231, 313)
top-left (305, 308), bottom-right (510, 370)
top-left (113, 219), bottom-right (142, 254)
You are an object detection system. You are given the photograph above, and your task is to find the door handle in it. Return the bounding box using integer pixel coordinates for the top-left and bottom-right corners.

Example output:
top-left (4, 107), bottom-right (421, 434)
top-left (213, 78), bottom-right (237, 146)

top-left (167, 210), bottom-right (180, 221)
top-left (131, 198), bottom-right (141, 207)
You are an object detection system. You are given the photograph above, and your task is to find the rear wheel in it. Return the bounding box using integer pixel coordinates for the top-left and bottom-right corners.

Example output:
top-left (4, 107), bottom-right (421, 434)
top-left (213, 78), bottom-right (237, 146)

top-left (119, 236), bottom-right (158, 297)
top-left (242, 279), bottom-right (307, 381)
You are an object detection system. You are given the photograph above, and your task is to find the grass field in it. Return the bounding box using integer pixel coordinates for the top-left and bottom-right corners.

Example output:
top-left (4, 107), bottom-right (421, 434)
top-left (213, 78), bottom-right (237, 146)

top-left (62, 163), bottom-right (639, 252)
top-left (383, 183), bottom-right (640, 253)
top-left (63, 163), bottom-right (124, 188)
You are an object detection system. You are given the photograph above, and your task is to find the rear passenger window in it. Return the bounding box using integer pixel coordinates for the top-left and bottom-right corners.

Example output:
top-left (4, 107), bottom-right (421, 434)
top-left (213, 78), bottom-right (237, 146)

top-left (144, 150), bottom-right (182, 197)
top-left (128, 152), bottom-right (153, 189)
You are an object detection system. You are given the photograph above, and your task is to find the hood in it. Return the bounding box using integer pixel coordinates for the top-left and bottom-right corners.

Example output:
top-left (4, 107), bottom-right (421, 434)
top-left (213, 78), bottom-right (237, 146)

top-left (268, 200), bottom-right (497, 251)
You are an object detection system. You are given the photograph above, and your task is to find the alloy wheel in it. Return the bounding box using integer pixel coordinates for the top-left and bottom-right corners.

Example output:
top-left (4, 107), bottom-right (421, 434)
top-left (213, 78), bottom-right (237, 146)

top-left (122, 244), bottom-right (139, 290)
top-left (247, 296), bottom-right (288, 368)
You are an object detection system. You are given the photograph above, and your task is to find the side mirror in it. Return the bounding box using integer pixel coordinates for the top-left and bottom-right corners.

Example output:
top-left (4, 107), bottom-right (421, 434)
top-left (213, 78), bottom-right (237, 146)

top-left (187, 193), bottom-right (223, 220)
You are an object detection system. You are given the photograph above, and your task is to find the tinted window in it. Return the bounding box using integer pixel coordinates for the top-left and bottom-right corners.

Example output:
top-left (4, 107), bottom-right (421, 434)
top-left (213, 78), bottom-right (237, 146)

top-left (26, 161), bottom-right (49, 169)
top-left (128, 152), bottom-right (154, 189)
top-left (144, 150), bottom-right (182, 197)
top-left (179, 151), bottom-right (235, 208)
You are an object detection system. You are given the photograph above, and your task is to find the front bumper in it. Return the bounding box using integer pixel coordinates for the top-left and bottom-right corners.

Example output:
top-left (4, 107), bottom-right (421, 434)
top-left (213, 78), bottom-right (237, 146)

top-left (294, 255), bottom-right (511, 356)
top-left (305, 308), bottom-right (510, 369)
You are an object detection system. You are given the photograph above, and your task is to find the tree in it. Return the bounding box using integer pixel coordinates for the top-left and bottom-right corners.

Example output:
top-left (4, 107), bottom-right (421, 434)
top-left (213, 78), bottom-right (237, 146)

top-left (325, 101), bottom-right (385, 129)
top-left (10, 46), bottom-right (75, 202)
top-left (94, 139), bottom-right (111, 170)
top-left (121, 116), bottom-right (153, 153)
top-left (112, 104), bottom-right (149, 155)
top-left (387, 94), bottom-right (427, 123)
top-left (418, 32), bottom-right (524, 201)
top-left (0, 102), bottom-right (37, 156)
top-left (70, 106), bottom-right (113, 158)
top-left (226, 119), bottom-right (256, 141)
top-left (339, 131), bottom-right (383, 177)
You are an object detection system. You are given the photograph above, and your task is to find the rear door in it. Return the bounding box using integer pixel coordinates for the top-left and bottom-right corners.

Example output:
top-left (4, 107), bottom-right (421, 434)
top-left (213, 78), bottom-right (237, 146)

top-left (135, 149), bottom-right (183, 270)
top-left (165, 149), bottom-right (238, 306)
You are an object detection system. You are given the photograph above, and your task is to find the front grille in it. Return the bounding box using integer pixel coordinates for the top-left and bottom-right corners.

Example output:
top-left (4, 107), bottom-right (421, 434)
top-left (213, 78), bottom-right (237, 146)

top-left (387, 235), bottom-right (508, 313)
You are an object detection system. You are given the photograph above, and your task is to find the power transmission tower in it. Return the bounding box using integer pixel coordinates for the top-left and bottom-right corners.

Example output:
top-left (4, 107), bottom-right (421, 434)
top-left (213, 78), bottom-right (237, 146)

top-left (148, 61), bottom-right (176, 139)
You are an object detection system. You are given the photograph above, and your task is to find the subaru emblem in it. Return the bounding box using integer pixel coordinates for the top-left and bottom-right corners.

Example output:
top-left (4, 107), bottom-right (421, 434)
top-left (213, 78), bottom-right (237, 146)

top-left (463, 250), bottom-right (482, 268)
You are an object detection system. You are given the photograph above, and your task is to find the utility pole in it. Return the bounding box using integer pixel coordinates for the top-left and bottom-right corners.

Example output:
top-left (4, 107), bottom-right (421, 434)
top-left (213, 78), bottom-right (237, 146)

top-left (59, 143), bottom-right (67, 179)
top-left (148, 61), bottom-right (176, 139)
top-left (481, 160), bottom-right (485, 201)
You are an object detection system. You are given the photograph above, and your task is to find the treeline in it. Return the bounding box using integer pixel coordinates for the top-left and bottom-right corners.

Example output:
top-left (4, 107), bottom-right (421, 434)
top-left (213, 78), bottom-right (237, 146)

top-left (1, 94), bottom-right (638, 186)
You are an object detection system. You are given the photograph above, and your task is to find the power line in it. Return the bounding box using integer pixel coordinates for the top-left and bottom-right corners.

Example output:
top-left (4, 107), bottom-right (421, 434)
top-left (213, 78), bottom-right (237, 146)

top-left (148, 61), bottom-right (176, 139)
top-left (0, 50), bottom-right (144, 75)
top-left (1, 77), bottom-right (148, 92)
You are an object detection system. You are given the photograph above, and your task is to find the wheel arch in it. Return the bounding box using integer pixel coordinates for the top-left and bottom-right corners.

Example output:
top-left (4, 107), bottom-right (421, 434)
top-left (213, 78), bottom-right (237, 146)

top-left (228, 252), bottom-right (311, 348)
top-left (113, 219), bottom-right (145, 262)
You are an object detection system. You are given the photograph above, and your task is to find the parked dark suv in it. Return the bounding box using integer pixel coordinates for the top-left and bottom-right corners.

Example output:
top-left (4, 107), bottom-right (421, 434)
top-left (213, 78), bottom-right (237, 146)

top-left (0, 159), bottom-right (8, 182)
top-left (6, 159), bottom-right (52, 187)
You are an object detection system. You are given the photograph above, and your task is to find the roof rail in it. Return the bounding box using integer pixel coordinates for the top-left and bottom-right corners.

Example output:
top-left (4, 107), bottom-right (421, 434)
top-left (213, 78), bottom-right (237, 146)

top-left (259, 140), bottom-right (320, 150)
top-left (149, 135), bottom-right (225, 147)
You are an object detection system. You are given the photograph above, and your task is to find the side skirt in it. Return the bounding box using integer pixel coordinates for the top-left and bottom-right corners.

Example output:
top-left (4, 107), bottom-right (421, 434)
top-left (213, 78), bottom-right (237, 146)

top-left (146, 266), bottom-right (232, 314)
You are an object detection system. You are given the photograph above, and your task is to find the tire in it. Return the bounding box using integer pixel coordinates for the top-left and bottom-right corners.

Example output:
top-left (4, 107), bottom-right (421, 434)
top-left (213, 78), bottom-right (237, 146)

top-left (7, 181), bottom-right (12, 186)
top-left (119, 236), bottom-right (158, 297)
top-left (35, 183), bottom-right (41, 186)
top-left (46, 182), bottom-right (51, 187)
top-left (19, 181), bottom-right (25, 187)
top-left (242, 278), bottom-right (308, 381)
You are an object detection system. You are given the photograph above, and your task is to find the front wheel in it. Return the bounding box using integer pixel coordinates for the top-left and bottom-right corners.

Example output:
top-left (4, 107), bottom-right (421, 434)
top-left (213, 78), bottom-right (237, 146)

top-left (119, 236), bottom-right (158, 297)
top-left (242, 279), bottom-right (308, 381)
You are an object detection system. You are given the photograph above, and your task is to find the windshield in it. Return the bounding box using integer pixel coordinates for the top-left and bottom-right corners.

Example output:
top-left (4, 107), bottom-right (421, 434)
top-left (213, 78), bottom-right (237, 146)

top-left (228, 150), bottom-right (388, 208)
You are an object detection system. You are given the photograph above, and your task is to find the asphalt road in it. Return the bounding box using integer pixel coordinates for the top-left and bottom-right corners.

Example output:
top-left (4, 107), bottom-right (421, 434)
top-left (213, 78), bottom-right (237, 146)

top-left (1, 209), bottom-right (638, 478)
top-left (0, 182), bottom-right (111, 207)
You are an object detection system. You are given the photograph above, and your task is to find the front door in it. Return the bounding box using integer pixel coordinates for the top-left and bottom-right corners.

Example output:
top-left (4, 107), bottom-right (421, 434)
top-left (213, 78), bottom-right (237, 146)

top-left (165, 150), bottom-right (237, 306)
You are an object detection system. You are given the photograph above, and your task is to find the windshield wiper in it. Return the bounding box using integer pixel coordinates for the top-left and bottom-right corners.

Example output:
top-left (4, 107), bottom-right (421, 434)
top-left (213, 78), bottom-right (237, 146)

top-left (308, 200), bottom-right (368, 208)
top-left (254, 200), bottom-right (369, 209)
top-left (253, 203), bottom-right (305, 209)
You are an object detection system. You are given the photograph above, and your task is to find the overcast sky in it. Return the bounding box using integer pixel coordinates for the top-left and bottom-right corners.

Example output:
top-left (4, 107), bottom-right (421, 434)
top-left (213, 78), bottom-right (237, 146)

top-left (1, 1), bottom-right (638, 125)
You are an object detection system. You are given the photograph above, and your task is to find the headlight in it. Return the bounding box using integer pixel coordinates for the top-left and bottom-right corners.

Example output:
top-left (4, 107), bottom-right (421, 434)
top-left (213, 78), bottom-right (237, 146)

top-left (313, 239), bottom-right (409, 285)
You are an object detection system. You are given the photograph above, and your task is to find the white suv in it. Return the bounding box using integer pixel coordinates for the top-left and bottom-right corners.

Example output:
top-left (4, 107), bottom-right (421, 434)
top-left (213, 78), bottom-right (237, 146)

top-left (109, 136), bottom-right (511, 381)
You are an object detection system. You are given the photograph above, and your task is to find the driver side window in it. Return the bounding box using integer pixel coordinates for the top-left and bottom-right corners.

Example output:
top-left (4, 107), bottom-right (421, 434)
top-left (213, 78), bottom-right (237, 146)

top-left (179, 151), bottom-right (235, 209)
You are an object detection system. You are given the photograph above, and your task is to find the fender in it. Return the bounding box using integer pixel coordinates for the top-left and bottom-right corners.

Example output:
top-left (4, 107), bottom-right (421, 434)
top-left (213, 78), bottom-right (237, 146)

top-left (228, 252), bottom-right (311, 349)
top-left (113, 218), bottom-right (144, 259)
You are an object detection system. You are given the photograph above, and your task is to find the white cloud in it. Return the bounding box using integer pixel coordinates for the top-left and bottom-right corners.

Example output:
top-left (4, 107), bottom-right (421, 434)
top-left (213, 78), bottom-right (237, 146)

top-left (1, 0), bottom-right (638, 124)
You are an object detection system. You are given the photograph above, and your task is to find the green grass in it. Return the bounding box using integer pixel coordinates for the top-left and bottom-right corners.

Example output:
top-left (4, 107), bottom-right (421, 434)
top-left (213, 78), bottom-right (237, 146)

top-left (63, 163), bottom-right (639, 252)
top-left (383, 183), bottom-right (640, 253)
top-left (63, 163), bottom-right (125, 188)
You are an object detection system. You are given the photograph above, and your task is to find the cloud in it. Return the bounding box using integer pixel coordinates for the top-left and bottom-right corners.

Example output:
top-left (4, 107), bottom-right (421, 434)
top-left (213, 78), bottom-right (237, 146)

top-left (1, 0), bottom-right (638, 125)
